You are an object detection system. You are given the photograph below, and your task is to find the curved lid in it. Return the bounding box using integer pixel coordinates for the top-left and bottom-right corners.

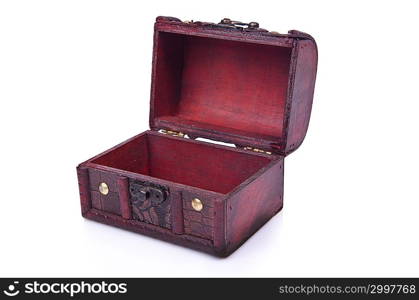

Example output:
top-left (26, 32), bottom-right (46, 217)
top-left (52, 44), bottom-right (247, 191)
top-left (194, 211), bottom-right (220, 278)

top-left (150, 17), bottom-right (317, 155)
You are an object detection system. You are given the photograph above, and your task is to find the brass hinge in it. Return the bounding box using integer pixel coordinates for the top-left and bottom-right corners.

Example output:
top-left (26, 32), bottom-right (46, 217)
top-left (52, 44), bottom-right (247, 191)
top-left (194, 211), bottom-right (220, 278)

top-left (159, 129), bottom-right (186, 138)
top-left (243, 146), bottom-right (272, 155)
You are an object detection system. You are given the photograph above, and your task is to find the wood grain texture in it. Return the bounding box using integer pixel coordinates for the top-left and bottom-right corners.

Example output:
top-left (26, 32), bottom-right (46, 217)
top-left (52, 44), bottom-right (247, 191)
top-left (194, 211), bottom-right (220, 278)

top-left (283, 38), bottom-right (318, 154)
top-left (76, 16), bottom-right (317, 257)
top-left (85, 208), bottom-right (217, 255)
top-left (213, 197), bottom-right (226, 252)
top-left (170, 188), bottom-right (184, 234)
top-left (182, 190), bottom-right (215, 240)
top-left (224, 159), bottom-right (284, 256)
top-left (76, 166), bottom-right (91, 214)
top-left (89, 131), bottom-right (272, 194)
top-left (149, 16), bottom-right (317, 155)
top-left (79, 131), bottom-right (282, 256)
top-left (88, 169), bottom-right (121, 216)
top-left (117, 177), bottom-right (131, 219)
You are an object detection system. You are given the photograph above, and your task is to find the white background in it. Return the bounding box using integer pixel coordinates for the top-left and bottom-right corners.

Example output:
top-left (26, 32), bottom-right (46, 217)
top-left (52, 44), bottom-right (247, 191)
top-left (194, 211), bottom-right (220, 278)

top-left (1, 0), bottom-right (418, 277)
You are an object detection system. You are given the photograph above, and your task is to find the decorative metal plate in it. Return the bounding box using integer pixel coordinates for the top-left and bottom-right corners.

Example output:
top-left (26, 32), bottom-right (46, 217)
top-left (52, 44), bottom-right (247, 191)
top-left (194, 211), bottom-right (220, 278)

top-left (128, 179), bottom-right (171, 229)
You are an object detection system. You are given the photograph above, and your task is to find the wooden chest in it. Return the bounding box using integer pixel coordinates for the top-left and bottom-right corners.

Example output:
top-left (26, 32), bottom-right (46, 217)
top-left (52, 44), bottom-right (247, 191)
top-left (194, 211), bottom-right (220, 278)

top-left (77, 16), bottom-right (318, 257)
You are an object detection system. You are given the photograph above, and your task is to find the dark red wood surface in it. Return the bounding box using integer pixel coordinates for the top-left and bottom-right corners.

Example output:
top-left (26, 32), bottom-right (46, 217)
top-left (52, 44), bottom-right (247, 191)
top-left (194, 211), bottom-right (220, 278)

top-left (78, 131), bottom-right (282, 256)
top-left (117, 177), bottom-right (131, 219)
top-left (226, 159), bottom-right (284, 255)
top-left (76, 16), bottom-right (317, 257)
top-left (283, 38), bottom-right (318, 154)
top-left (150, 17), bottom-right (317, 155)
top-left (91, 131), bottom-right (272, 194)
top-left (152, 33), bottom-right (292, 140)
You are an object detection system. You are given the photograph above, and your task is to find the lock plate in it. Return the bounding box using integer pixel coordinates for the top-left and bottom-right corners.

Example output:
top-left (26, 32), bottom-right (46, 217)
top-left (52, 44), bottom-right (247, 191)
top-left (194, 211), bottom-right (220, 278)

top-left (129, 179), bottom-right (171, 229)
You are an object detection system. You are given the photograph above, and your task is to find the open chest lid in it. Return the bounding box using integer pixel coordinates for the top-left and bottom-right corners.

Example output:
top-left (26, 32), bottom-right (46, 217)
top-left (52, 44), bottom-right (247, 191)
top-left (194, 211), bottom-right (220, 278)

top-left (149, 17), bottom-right (318, 155)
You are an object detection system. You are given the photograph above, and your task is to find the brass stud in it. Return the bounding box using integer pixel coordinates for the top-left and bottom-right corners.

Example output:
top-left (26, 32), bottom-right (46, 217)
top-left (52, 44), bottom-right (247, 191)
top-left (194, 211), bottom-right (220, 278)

top-left (99, 182), bottom-right (109, 195)
top-left (191, 198), bottom-right (203, 212)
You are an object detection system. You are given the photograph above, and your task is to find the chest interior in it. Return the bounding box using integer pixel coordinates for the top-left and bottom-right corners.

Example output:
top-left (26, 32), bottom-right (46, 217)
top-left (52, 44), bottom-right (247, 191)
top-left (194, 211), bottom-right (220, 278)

top-left (151, 32), bottom-right (293, 144)
top-left (90, 132), bottom-right (276, 194)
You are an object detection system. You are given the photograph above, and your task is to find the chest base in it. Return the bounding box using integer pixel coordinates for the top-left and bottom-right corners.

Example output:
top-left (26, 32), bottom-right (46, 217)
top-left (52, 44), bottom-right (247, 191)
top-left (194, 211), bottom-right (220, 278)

top-left (77, 130), bottom-right (284, 256)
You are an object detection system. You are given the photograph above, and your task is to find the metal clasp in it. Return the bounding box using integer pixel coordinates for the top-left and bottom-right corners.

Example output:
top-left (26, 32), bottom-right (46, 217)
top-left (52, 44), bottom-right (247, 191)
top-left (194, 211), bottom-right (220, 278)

top-left (219, 18), bottom-right (259, 29)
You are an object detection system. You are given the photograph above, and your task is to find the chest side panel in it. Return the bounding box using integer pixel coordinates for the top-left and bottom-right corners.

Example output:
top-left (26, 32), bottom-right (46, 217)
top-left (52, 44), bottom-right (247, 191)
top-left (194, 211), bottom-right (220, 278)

top-left (225, 159), bottom-right (284, 255)
top-left (285, 39), bottom-right (318, 154)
